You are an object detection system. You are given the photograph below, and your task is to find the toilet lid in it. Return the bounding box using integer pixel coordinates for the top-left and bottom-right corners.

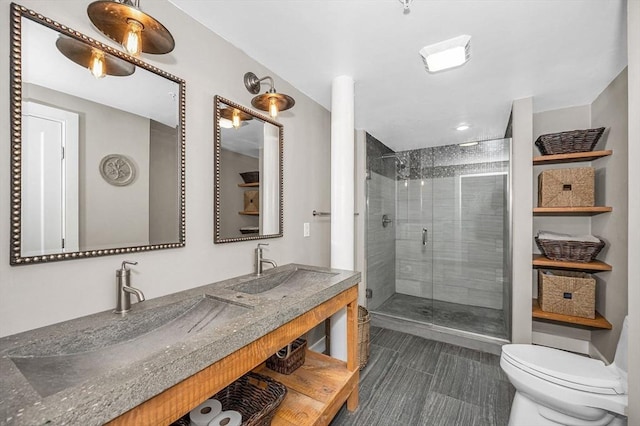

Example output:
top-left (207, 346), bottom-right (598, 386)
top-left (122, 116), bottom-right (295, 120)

top-left (502, 344), bottom-right (625, 395)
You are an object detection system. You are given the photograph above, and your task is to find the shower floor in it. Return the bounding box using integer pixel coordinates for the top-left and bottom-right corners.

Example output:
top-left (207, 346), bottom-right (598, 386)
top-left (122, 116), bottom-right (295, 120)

top-left (373, 293), bottom-right (508, 340)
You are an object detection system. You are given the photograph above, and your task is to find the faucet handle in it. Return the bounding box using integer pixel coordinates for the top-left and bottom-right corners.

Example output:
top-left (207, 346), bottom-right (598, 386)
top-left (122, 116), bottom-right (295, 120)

top-left (120, 260), bottom-right (138, 271)
top-left (257, 243), bottom-right (269, 249)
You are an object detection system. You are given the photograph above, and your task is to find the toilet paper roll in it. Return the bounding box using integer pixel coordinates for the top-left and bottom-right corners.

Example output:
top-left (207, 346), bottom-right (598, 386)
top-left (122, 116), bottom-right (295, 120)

top-left (207, 410), bottom-right (242, 426)
top-left (189, 399), bottom-right (222, 426)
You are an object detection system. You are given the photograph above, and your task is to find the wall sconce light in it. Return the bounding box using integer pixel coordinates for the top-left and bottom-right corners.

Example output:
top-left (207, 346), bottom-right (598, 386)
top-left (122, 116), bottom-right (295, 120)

top-left (243, 72), bottom-right (295, 118)
top-left (220, 108), bottom-right (253, 129)
top-left (56, 35), bottom-right (135, 79)
top-left (87, 0), bottom-right (175, 56)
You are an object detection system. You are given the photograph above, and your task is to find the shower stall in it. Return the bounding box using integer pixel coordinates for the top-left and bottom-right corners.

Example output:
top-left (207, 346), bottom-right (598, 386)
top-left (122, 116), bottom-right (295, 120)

top-left (365, 134), bottom-right (511, 341)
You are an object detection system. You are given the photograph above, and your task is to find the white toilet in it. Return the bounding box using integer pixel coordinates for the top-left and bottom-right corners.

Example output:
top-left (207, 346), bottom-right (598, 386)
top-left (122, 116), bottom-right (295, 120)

top-left (500, 317), bottom-right (628, 426)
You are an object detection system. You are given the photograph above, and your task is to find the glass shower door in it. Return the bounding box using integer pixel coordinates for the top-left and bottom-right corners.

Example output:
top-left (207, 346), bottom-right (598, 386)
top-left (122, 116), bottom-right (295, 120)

top-left (393, 150), bottom-right (434, 324)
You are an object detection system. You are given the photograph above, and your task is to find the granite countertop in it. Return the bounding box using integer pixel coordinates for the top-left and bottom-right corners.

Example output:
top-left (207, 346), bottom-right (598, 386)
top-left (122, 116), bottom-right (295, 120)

top-left (0, 264), bottom-right (360, 425)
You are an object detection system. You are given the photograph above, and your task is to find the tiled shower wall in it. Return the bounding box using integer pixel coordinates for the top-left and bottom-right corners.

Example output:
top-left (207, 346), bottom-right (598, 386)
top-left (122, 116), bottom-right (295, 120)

top-left (395, 140), bottom-right (510, 310)
top-left (366, 134), bottom-right (396, 310)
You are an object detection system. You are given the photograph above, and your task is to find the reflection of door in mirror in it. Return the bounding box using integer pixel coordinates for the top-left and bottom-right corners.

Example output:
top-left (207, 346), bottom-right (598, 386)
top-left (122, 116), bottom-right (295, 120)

top-left (261, 123), bottom-right (280, 235)
top-left (21, 102), bottom-right (79, 256)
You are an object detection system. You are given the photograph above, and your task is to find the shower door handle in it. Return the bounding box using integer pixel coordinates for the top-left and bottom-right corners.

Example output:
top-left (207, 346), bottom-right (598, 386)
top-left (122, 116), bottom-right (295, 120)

top-left (422, 228), bottom-right (428, 245)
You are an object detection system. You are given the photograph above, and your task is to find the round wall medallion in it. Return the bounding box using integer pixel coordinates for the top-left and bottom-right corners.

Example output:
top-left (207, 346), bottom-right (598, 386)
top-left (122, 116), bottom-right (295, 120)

top-left (99, 154), bottom-right (136, 186)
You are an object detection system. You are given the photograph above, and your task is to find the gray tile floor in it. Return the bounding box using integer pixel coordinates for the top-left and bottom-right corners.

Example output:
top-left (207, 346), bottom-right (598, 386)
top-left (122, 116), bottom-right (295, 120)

top-left (374, 293), bottom-right (508, 339)
top-left (331, 327), bottom-right (514, 426)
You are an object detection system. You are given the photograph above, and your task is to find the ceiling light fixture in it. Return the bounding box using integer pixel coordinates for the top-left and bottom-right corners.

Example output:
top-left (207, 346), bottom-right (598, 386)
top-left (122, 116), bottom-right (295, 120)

top-left (459, 141), bottom-right (479, 147)
top-left (398, 0), bottom-right (413, 15)
top-left (55, 35), bottom-right (135, 79)
top-left (456, 124), bottom-right (470, 131)
top-left (420, 35), bottom-right (471, 73)
top-left (243, 72), bottom-right (295, 118)
top-left (87, 0), bottom-right (175, 56)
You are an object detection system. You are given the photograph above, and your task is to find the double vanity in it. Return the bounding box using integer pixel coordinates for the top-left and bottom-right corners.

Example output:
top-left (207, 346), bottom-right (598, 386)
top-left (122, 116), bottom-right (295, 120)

top-left (0, 265), bottom-right (360, 425)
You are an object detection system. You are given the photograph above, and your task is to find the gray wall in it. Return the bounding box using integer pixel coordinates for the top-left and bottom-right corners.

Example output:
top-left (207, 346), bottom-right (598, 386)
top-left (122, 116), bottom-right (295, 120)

top-left (591, 69), bottom-right (629, 361)
top-left (627, 1), bottom-right (639, 422)
top-left (0, 0), bottom-right (332, 336)
top-left (149, 120), bottom-right (179, 244)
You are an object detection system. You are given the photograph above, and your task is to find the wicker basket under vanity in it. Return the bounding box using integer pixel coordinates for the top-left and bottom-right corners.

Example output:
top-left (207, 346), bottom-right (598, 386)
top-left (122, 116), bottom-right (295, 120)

top-left (358, 306), bottom-right (370, 370)
top-left (538, 270), bottom-right (596, 319)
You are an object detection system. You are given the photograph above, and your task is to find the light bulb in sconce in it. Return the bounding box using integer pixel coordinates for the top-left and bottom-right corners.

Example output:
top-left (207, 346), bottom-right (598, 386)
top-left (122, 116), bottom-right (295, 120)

top-left (123, 19), bottom-right (143, 56)
top-left (269, 97), bottom-right (278, 118)
top-left (232, 109), bottom-right (241, 129)
top-left (89, 50), bottom-right (106, 79)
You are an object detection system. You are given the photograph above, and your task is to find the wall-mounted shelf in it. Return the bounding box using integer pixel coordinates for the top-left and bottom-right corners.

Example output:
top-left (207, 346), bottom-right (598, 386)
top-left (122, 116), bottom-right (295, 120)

top-left (533, 150), bottom-right (612, 165)
top-left (238, 182), bottom-right (259, 187)
top-left (533, 206), bottom-right (613, 216)
top-left (532, 299), bottom-right (612, 329)
top-left (239, 211), bottom-right (259, 216)
top-left (532, 254), bottom-right (612, 272)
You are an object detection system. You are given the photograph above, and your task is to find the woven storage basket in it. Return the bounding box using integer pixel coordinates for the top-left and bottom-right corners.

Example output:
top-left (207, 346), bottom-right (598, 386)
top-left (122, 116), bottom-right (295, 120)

top-left (538, 167), bottom-right (594, 207)
top-left (535, 236), bottom-right (605, 263)
top-left (266, 338), bottom-right (306, 375)
top-left (538, 270), bottom-right (596, 319)
top-left (209, 372), bottom-right (286, 426)
top-left (535, 127), bottom-right (605, 155)
top-left (358, 305), bottom-right (370, 370)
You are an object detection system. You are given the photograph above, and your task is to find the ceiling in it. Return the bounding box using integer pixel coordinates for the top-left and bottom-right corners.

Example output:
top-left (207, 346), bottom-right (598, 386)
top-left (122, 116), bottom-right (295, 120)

top-left (169, 0), bottom-right (627, 152)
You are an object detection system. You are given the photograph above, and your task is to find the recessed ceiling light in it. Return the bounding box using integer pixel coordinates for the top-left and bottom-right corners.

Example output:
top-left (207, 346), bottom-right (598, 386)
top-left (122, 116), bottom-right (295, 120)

top-left (420, 35), bottom-right (471, 73)
top-left (456, 124), bottom-right (470, 131)
top-left (459, 141), bottom-right (479, 147)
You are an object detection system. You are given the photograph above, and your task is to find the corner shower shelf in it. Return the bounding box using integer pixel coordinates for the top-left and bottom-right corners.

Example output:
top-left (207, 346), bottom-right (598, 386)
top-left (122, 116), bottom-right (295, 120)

top-left (532, 299), bottom-right (612, 329)
top-left (532, 254), bottom-right (612, 272)
top-left (533, 206), bottom-right (613, 216)
top-left (532, 150), bottom-right (612, 165)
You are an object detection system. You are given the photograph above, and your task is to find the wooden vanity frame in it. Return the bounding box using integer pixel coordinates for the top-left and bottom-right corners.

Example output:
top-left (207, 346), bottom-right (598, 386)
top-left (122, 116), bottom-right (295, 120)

top-left (108, 285), bottom-right (359, 425)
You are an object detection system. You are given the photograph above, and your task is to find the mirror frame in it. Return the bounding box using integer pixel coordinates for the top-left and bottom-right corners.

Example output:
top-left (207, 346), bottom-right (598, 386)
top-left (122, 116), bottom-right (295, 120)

top-left (9, 4), bottom-right (186, 265)
top-left (214, 95), bottom-right (284, 243)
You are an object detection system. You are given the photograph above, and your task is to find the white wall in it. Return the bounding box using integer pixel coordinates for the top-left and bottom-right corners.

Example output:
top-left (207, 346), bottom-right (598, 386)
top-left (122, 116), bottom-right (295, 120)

top-left (626, 0), bottom-right (639, 423)
top-left (0, 0), bottom-right (332, 337)
top-left (510, 97), bottom-right (533, 343)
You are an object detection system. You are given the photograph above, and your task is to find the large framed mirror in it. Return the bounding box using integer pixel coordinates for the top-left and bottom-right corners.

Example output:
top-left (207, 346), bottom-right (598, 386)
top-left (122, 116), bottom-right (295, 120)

top-left (9, 4), bottom-right (186, 265)
top-left (214, 96), bottom-right (283, 243)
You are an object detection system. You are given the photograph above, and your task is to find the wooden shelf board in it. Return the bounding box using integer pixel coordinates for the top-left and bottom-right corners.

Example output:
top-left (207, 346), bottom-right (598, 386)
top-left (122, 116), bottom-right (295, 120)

top-left (239, 211), bottom-right (259, 215)
top-left (533, 150), bottom-right (612, 165)
top-left (532, 254), bottom-right (612, 272)
top-left (255, 350), bottom-right (358, 426)
top-left (532, 299), bottom-right (612, 329)
top-left (238, 182), bottom-right (259, 187)
top-left (533, 206), bottom-right (612, 216)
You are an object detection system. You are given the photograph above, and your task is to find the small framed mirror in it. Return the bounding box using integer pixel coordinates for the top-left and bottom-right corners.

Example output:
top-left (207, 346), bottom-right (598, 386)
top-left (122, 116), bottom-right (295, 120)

top-left (10, 4), bottom-right (186, 265)
top-left (214, 96), bottom-right (283, 243)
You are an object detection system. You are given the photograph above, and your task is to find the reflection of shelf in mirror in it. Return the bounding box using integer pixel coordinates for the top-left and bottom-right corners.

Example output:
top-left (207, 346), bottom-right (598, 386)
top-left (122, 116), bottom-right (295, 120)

top-left (532, 299), bottom-right (612, 329)
top-left (238, 183), bottom-right (259, 187)
top-left (533, 206), bottom-right (612, 216)
top-left (533, 150), bottom-right (612, 165)
top-left (532, 254), bottom-right (612, 272)
top-left (239, 211), bottom-right (259, 216)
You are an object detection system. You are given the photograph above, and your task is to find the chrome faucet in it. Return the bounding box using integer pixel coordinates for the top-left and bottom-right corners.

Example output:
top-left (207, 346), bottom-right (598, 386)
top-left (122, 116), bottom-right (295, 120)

top-left (115, 261), bottom-right (145, 314)
top-left (255, 243), bottom-right (277, 276)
